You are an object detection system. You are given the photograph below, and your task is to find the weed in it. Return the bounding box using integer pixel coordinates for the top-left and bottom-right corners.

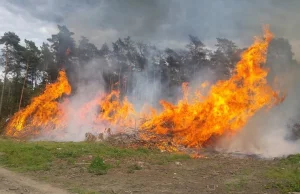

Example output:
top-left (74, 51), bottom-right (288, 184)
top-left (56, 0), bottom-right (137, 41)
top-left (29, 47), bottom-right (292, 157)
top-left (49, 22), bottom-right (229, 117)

top-left (88, 156), bottom-right (110, 175)
top-left (115, 160), bottom-right (121, 168)
top-left (127, 164), bottom-right (142, 173)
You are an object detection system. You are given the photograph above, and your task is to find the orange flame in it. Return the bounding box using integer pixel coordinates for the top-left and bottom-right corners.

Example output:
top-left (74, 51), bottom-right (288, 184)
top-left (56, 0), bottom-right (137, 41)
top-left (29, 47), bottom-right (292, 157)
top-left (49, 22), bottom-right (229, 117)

top-left (77, 90), bottom-right (137, 133)
top-left (139, 26), bottom-right (284, 148)
top-left (96, 90), bottom-right (136, 131)
top-left (5, 70), bottom-right (71, 137)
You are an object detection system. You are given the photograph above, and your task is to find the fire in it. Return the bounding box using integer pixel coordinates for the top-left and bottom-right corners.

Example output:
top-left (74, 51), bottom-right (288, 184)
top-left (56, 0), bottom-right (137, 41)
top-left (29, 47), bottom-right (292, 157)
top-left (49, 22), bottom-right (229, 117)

top-left (5, 70), bottom-right (71, 137)
top-left (77, 90), bottom-right (137, 133)
top-left (5, 27), bottom-right (284, 151)
top-left (139, 26), bottom-right (284, 148)
top-left (96, 90), bottom-right (136, 131)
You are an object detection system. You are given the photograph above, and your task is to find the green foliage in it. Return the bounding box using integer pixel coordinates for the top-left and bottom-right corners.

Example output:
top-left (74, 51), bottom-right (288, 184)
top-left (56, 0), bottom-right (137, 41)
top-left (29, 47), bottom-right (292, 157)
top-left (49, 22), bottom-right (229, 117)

top-left (0, 32), bottom-right (20, 47)
top-left (88, 156), bottom-right (111, 175)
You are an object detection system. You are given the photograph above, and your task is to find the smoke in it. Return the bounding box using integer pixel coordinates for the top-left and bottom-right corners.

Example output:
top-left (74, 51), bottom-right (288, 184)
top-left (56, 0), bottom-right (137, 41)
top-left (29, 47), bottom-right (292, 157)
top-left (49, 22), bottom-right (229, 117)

top-left (3, 0), bottom-right (300, 60)
top-left (35, 59), bottom-right (108, 141)
top-left (128, 70), bottom-right (162, 111)
top-left (217, 50), bottom-right (300, 158)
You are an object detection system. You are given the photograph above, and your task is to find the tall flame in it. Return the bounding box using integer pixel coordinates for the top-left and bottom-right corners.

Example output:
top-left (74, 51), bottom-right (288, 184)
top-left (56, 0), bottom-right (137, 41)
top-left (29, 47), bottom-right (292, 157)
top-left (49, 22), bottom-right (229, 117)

top-left (5, 70), bottom-right (71, 137)
top-left (139, 26), bottom-right (283, 148)
top-left (77, 90), bottom-right (137, 133)
top-left (96, 90), bottom-right (136, 130)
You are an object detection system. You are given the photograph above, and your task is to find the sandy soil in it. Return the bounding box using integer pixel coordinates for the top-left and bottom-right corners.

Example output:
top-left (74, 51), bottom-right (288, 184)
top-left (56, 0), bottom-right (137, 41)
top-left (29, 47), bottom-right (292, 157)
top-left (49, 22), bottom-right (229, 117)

top-left (0, 167), bottom-right (69, 194)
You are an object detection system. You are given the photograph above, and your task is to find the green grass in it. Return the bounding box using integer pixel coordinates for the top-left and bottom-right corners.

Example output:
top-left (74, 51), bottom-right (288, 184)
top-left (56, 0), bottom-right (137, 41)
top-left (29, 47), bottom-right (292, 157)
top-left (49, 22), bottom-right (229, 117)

top-left (266, 154), bottom-right (300, 193)
top-left (0, 139), bottom-right (190, 172)
top-left (0, 141), bottom-right (52, 171)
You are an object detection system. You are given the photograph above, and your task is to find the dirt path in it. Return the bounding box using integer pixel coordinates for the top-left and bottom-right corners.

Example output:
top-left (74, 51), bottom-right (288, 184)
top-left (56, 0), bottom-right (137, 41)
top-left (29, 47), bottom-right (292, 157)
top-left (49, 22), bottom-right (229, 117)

top-left (0, 167), bottom-right (69, 194)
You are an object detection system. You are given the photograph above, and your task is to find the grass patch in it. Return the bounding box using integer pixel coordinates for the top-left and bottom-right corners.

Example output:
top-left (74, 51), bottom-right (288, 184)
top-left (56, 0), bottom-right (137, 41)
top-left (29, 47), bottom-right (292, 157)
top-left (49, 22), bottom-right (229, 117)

top-left (266, 154), bottom-right (300, 193)
top-left (0, 141), bottom-right (52, 171)
top-left (0, 139), bottom-right (191, 173)
top-left (55, 150), bottom-right (80, 159)
top-left (88, 156), bottom-right (111, 175)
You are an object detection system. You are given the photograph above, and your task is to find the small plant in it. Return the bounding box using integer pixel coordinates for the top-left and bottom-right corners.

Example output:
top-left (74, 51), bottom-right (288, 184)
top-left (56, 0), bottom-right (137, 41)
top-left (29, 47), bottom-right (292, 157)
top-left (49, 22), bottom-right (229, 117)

top-left (127, 164), bottom-right (142, 173)
top-left (115, 160), bottom-right (121, 168)
top-left (88, 156), bottom-right (110, 175)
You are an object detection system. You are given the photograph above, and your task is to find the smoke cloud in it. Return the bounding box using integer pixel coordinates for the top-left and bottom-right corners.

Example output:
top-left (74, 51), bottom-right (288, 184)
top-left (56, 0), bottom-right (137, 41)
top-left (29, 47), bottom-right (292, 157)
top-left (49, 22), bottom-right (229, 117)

top-left (3, 0), bottom-right (300, 59)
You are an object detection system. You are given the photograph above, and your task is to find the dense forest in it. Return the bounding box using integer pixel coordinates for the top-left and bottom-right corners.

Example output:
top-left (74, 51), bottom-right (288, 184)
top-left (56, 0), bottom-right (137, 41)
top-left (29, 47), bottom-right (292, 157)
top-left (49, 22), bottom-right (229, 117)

top-left (0, 25), bottom-right (298, 129)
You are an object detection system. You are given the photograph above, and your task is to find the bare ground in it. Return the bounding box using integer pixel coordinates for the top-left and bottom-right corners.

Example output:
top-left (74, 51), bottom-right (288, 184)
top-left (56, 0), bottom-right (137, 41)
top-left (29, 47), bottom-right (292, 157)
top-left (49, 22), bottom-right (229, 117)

top-left (0, 167), bottom-right (69, 194)
top-left (24, 152), bottom-right (280, 194)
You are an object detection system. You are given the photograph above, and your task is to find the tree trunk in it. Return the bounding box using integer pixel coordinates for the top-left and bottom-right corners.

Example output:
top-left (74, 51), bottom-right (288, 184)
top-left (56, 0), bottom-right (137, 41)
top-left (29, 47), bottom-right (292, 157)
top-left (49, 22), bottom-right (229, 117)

top-left (0, 73), bottom-right (7, 119)
top-left (0, 45), bottom-right (9, 119)
top-left (19, 60), bottom-right (29, 110)
top-left (8, 84), bottom-right (13, 116)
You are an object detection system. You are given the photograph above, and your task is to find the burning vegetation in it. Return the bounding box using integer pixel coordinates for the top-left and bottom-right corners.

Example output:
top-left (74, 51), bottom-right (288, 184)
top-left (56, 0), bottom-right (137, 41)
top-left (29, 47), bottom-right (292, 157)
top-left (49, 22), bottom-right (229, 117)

top-left (3, 27), bottom-right (286, 152)
top-left (140, 27), bottom-right (282, 148)
top-left (5, 70), bottom-right (71, 138)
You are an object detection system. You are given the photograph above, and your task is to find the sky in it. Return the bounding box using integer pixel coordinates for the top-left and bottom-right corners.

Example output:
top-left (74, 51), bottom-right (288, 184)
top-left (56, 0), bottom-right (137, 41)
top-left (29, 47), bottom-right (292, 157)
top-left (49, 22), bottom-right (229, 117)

top-left (0, 0), bottom-right (300, 58)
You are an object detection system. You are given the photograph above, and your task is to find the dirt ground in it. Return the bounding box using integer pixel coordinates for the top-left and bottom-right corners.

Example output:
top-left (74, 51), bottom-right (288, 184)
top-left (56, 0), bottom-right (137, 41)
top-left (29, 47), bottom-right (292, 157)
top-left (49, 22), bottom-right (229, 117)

top-left (0, 167), bottom-right (68, 194)
top-left (17, 152), bottom-right (281, 194)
